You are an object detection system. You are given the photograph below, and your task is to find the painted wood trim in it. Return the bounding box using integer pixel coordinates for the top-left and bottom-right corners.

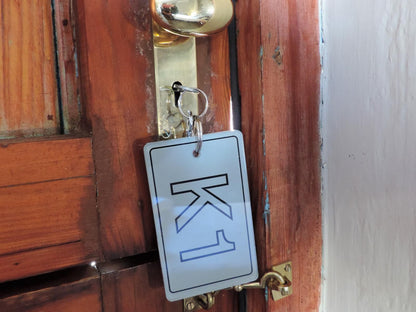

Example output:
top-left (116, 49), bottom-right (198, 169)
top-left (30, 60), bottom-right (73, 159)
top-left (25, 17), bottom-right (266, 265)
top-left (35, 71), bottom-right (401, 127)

top-left (235, 0), bottom-right (322, 311)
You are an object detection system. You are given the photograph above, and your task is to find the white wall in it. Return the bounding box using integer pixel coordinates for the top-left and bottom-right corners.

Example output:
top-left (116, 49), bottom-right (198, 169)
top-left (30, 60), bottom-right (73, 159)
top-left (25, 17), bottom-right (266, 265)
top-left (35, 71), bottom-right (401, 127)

top-left (321, 1), bottom-right (416, 311)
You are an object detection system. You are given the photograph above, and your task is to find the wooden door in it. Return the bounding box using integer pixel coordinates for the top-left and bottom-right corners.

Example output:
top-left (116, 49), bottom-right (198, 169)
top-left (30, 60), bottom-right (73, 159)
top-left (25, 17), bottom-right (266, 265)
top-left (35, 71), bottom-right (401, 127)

top-left (0, 0), bottom-right (321, 311)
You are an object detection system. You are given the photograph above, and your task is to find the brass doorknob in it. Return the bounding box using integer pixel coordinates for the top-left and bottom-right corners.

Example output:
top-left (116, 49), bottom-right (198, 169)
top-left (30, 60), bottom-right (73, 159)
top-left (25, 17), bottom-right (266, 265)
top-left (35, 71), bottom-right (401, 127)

top-left (150, 0), bottom-right (234, 37)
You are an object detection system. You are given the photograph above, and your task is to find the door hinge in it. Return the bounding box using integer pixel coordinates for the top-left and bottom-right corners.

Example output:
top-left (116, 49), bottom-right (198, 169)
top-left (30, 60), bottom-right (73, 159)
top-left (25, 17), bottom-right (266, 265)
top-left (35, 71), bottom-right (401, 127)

top-left (183, 292), bottom-right (216, 311)
top-left (183, 261), bottom-right (293, 311)
top-left (234, 261), bottom-right (293, 301)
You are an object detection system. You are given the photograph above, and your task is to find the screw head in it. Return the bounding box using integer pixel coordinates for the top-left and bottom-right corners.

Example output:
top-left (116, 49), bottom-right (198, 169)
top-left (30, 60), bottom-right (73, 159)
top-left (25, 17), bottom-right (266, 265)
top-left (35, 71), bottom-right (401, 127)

top-left (281, 287), bottom-right (290, 296)
top-left (284, 264), bottom-right (291, 273)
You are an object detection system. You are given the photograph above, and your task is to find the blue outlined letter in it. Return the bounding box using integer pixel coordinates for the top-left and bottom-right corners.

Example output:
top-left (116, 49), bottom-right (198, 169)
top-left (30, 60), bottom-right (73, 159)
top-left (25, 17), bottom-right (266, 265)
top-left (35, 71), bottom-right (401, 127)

top-left (180, 229), bottom-right (236, 262)
top-left (171, 174), bottom-right (232, 233)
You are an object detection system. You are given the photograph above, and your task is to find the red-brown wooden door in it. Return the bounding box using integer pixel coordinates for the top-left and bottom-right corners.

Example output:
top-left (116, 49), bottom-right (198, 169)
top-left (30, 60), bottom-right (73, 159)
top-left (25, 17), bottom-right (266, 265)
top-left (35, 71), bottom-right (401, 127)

top-left (0, 0), bottom-right (321, 311)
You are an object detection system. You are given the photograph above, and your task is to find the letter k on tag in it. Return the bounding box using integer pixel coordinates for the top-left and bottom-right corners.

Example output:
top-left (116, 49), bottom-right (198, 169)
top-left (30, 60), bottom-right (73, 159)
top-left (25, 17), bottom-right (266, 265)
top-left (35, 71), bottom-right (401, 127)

top-left (172, 174), bottom-right (232, 233)
top-left (144, 130), bottom-right (258, 301)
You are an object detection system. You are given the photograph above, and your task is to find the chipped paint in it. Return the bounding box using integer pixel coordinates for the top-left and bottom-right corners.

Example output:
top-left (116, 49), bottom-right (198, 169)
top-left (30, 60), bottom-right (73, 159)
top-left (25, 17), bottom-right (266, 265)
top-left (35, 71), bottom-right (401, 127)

top-left (259, 45), bottom-right (264, 68)
top-left (73, 49), bottom-right (81, 113)
top-left (272, 46), bottom-right (283, 65)
top-left (263, 173), bottom-right (270, 227)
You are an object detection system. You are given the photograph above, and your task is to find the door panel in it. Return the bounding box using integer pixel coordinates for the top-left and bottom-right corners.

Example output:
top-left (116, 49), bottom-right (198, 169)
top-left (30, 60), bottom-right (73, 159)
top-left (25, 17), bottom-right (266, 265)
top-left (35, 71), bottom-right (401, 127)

top-left (0, 0), bottom-right (321, 311)
top-left (0, 0), bottom-right (59, 138)
top-left (101, 262), bottom-right (181, 311)
top-left (101, 260), bottom-right (238, 312)
top-left (0, 269), bottom-right (101, 312)
top-left (0, 137), bottom-right (100, 282)
top-left (0, 137), bottom-right (93, 186)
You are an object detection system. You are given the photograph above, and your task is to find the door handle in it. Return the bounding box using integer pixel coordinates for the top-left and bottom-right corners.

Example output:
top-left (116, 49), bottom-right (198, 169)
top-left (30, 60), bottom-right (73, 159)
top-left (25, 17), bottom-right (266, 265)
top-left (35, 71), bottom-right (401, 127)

top-left (151, 0), bottom-right (234, 37)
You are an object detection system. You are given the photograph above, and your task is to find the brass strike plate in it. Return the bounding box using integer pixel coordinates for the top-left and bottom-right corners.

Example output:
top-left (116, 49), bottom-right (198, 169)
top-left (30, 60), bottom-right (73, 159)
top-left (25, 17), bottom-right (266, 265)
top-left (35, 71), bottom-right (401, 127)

top-left (152, 22), bottom-right (198, 139)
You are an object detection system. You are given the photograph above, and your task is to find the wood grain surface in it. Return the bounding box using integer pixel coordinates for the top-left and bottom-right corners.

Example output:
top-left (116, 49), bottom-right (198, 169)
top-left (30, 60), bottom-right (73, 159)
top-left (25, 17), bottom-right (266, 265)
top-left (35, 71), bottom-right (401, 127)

top-left (197, 30), bottom-right (232, 133)
top-left (75, 0), bottom-right (232, 260)
top-left (75, 0), bottom-right (159, 259)
top-left (0, 0), bottom-right (321, 310)
top-left (0, 270), bottom-right (101, 312)
top-left (0, 137), bottom-right (93, 187)
top-left (101, 262), bottom-right (181, 311)
top-left (54, 0), bottom-right (82, 133)
top-left (235, 0), bottom-right (322, 311)
top-left (0, 0), bottom-right (59, 138)
top-left (0, 137), bottom-right (100, 282)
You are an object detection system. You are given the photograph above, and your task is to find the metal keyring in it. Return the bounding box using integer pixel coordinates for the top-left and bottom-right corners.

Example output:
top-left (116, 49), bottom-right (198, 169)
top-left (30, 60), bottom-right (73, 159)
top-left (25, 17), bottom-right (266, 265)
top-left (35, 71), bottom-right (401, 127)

top-left (174, 84), bottom-right (209, 119)
top-left (193, 117), bottom-right (203, 157)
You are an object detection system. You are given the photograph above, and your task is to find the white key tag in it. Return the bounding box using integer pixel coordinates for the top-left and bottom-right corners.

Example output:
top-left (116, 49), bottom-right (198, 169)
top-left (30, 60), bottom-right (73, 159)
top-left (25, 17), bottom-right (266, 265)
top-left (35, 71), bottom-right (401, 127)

top-left (144, 84), bottom-right (258, 301)
top-left (144, 130), bottom-right (258, 301)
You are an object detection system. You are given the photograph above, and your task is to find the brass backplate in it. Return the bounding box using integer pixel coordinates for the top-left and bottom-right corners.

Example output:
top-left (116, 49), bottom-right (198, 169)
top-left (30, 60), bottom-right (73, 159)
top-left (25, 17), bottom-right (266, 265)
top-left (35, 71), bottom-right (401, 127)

top-left (183, 293), bottom-right (215, 311)
top-left (183, 297), bottom-right (201, 312)
top-left (271, 261), bottom-right (293, 301)
top-left (152, 23), bottom-right (198, 139)
top-left (182, 262), bottom-right (292, 310)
